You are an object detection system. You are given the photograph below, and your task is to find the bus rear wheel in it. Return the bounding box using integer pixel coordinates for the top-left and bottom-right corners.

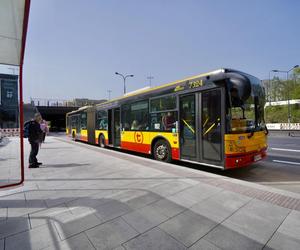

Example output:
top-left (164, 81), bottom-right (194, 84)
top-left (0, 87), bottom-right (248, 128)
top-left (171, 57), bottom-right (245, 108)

top-left (99, 134), bottom-right (106, 148)
top-left (153, 139), bottom-right (172, 162)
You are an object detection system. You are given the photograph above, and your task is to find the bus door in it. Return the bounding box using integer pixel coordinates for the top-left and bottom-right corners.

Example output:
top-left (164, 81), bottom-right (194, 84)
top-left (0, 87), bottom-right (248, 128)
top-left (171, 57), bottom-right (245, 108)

top-left (113, 108), bottom-right (121, 147)
top-left (87, 109), bottom-right (95, 144)
top-left (108, 108), bottom-right (121, 147)
top-left (200, 89), bottom-right (224, 167)
top-left (179, 94), bottom-right (198, 161)
top-left (108, 109), bottom-right (112, 145)
top-left (179, 88), bottom-right (224, 167)
top-left (75, 115), bottom-right (80, 138)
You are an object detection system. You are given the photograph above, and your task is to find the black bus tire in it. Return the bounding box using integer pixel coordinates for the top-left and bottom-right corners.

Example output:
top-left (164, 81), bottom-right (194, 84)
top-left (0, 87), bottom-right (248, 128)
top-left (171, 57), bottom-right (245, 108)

top-left (153, 139), bottom-right (172, 163)
top-left (99, 134), bottom-right (106, 148)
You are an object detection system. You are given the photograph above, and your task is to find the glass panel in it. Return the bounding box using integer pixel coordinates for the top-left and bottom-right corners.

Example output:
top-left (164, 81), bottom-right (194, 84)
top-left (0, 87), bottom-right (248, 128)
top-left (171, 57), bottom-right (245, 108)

top-left (96, 110), bottom-right (108, 130)
top-left (150, 111), bottom-right (178, 131)
top-left (121, 104), bottom-right (131, 131)
top-left (228, 74), bottom-right (266, 133)
top-left (180, 95), bottom-right (196, 159)
top-left (122, 100), bottom-right (149, 131)
top-left (0, 73), bottom-right (21, 187)
top-left (150, 95), bottom-right (176, 112)
top-left (80, 112), bottom-right (87, 129)
top-left (202, 90), bottom-right (222, 161)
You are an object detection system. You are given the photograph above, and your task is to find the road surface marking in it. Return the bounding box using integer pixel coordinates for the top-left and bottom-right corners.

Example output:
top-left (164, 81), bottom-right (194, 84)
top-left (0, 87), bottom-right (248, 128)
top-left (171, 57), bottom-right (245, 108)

top-left (273, 160), bottom-right (300, 165)
top-left (271, 148), bottom-right (300, 153)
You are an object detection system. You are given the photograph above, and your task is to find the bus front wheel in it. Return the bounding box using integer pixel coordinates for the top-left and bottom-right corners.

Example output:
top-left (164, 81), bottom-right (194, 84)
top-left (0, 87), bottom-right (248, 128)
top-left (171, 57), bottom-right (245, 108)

top-left (153, 139), bottom-right (172, 162)
top-left (99, 134), bottom-right (106, 148)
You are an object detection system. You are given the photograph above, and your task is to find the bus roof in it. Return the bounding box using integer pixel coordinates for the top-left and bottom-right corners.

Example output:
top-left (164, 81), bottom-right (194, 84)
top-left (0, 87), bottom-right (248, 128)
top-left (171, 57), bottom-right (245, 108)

top-left (66, 105), bottom-right (93, 116)
top-left (96, 69), bottom-right (226, 108)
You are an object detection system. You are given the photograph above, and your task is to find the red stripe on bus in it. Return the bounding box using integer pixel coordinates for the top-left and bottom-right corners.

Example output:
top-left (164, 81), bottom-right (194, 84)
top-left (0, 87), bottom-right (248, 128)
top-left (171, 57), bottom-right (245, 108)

top-left (80, 135), bottom-right (88, 142)
top-left (172, 148), bottom-right (180, 160)
top-left (121, 141), bottom-right (151, 154)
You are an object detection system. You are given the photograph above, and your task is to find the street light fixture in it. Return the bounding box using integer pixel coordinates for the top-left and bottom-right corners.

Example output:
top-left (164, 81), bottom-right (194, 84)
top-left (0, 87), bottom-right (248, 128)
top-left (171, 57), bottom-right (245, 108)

top-left (107, 90), bottom-right (112, 100)
top-left (147, 75), bottom-right (154, 87)
top-left (115, 72), bottom-right (134, 94)
top-left (272, 65), bottom-right (299, 135)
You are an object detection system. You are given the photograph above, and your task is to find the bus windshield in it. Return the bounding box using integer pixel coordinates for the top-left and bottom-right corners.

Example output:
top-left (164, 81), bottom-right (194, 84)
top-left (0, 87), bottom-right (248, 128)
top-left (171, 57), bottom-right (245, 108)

top-left (229, 74), bottom-right (265, 133)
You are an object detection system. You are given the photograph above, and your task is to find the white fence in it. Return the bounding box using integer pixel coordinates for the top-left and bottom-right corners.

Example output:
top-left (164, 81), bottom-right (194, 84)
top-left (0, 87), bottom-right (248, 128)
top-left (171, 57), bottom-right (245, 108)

top-left (266, 123), bottom-right (300, 130)
top-left (0, 128), bottom-right (20, 137)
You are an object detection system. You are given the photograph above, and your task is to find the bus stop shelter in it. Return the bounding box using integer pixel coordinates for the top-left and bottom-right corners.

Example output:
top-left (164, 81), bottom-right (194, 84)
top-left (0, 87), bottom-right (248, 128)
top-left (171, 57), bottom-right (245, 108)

top-left (0, 0), bottom-right (31, 188)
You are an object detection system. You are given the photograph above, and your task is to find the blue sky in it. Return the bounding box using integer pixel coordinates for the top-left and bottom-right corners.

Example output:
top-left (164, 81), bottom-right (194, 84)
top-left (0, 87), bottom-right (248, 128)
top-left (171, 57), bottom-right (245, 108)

top-left (7, 0), bottom-right (300, 101)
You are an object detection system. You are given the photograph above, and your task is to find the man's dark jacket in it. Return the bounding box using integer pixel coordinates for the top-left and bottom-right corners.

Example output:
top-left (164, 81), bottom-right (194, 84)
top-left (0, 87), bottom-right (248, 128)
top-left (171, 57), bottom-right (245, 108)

top-left (28, 120), bottom-right (42, 143)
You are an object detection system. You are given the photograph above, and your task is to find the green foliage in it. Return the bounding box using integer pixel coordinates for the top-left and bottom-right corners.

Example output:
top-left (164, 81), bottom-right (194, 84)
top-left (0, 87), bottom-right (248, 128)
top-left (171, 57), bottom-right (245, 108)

top-left (265, 104), bottom-right (300, 123)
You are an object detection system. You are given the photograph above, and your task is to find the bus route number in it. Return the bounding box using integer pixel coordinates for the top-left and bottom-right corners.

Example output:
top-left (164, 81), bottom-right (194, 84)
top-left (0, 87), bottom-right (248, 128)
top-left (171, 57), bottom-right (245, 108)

top-left (189, 80), bottom-right (203, 89)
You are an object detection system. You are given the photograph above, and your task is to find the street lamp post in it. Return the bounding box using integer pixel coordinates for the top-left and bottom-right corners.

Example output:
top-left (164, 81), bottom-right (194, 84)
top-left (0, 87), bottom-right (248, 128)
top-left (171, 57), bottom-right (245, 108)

top-left (115, 72), bottom-right (134, 94)
top-left (107, 90), bottom-right (112, 100)
top-left (268, 70), bottom-right (275, 104)
top-left (272, 65), bottom-right (299, 136)
top-left (147, 75), bottom-right (154, 87)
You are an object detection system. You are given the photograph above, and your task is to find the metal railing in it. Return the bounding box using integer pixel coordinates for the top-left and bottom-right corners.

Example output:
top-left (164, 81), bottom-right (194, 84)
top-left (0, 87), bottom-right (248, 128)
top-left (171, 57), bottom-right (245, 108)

top-left (30, 98), bottom-right (77, 107)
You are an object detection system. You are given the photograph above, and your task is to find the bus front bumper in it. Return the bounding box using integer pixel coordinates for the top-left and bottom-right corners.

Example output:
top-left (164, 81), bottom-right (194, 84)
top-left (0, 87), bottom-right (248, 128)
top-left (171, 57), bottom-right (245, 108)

top-left (225, 147), bottom-right (267, 169)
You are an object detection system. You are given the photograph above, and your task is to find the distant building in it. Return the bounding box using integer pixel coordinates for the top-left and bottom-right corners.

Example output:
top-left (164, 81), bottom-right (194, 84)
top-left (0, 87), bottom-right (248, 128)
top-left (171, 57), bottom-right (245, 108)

top-left (68, 98), bottom-right (107, 107)
top-left (0, 74), bottom-right (18, 128)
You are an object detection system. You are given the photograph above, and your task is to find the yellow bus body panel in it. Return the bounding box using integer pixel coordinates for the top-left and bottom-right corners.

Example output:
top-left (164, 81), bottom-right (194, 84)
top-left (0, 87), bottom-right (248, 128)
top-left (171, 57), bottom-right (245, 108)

top-left (224, 131), bottom-right (267, 155)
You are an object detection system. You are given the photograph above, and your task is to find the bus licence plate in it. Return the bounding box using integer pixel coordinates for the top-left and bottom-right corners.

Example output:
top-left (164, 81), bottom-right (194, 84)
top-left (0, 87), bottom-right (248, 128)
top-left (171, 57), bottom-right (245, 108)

top-left (254, 154), bottom-right (262, 162)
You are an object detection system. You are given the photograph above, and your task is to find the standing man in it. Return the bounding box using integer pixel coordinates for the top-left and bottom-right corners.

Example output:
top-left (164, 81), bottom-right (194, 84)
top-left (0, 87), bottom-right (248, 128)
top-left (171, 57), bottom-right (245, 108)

top-left (28, 113), bottom-right (43, 168)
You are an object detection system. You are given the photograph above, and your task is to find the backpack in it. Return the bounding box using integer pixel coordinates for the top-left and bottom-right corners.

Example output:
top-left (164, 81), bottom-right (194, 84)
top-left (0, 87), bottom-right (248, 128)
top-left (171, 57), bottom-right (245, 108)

top-left (24, 121), bottom-right (31, 138)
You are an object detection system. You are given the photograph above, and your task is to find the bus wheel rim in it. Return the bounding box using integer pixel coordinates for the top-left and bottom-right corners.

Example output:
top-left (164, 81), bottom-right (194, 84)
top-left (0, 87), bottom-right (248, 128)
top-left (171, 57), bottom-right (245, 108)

top-left (156, 145), bottom-right (167, 160)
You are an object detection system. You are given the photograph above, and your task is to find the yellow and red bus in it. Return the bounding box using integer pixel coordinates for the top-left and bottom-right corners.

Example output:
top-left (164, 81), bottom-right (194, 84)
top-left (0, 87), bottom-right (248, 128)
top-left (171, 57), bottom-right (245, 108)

top-left (66, 69), bottom-right (268, 169)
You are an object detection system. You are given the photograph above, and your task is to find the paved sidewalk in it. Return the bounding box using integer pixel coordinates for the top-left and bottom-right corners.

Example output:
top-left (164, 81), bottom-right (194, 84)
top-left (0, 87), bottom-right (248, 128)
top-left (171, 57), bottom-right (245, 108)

top-left (0, 136), bottom-right (300, 250)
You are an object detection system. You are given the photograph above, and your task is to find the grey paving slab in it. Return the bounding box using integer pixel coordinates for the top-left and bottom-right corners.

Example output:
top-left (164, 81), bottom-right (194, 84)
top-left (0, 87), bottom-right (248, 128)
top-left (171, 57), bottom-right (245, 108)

top-left (167, 183), bottom-right (222, 208)
top-left (0, 216), bottom-right (30, 239)
top-left (190, 190), bottom-right (251, 223)
top-left (149, 198), bottom-right (187, 218)
top-left (124, 190), bottom-right (162, 209)
top-left (86, 217), bottom-right (138, 250)
top-left (29, 204), bottom-right (70, 228)
top-left (151, 180), bottom-right (194, 197)
top-left (7, 198), bottom-right (48, 217)
top-left (0, 193), bottom-right (26, 208)
top-left (52, 209), bottom-right (102, 240)
top-left (188, 239), bottom-right (221, 250)
top-left (93, 200), bottom-right (133, 223)
top-left (276, 210), bottom-right (300, 239)
top-left (5, 223), bottom-right (61, 250)
top-left (106, 189), bottom-right (162, 210)
top-left (44, 190), bottom-right (96, 208)
top-left (124, 227), bottom-right (187, 250)
top-left (159, 210), bottom-right (217, 247)
top-left (43, 232), bottom-right (95, 250)
top-left (265, 231), bottom-right (300, 250)
top-left (222, 199), bottom-right (290, 244)
top-left (113, 246), bottom-right (126, 250)
top-left (66, 192), bottom-right (113, 210)
top-left (204, 224), bottom-right (264, 250)
top-left (122, 204), bottom-right (169, 233)
top-left (0, 208), bottom-right (7, 221)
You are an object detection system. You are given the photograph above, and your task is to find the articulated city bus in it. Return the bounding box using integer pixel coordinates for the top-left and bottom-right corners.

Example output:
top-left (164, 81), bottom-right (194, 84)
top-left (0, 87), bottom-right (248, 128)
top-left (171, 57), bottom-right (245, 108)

top-left (66, 69), bottom-right (268, 169)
